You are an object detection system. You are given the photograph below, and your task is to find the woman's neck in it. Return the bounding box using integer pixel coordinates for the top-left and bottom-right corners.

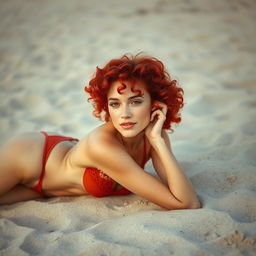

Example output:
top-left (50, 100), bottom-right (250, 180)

top-left (106, 122), bottom-right (145, 151)
top-left (118, 131), bottom-right (145, 152)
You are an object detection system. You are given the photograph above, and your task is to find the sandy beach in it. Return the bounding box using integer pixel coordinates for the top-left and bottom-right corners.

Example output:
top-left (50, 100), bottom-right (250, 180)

top-left (0, 0), bottom-right (256, 255)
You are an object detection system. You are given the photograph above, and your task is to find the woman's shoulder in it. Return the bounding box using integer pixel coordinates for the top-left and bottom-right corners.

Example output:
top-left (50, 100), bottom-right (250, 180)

top-left (84, 123), bottom-right (120, 151)
top-left (82, 125), bottom-right (124, 167)
top-left (71, 123), bottom-right (121, 168)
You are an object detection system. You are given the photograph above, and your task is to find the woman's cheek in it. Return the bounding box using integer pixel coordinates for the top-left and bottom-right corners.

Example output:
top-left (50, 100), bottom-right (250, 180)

top-left (109, 109), bottom-right (122, 130)
top-left (139, 109), bottom-right (151, 127)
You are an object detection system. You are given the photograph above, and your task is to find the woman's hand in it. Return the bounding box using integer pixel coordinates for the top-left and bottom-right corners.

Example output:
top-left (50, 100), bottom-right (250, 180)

top-left (145, 101), bottom-right (167, 144)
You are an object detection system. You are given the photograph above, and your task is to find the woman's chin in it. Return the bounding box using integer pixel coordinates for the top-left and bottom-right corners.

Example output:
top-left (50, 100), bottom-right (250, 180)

top-left (118, 128), bottom-right (146, 138)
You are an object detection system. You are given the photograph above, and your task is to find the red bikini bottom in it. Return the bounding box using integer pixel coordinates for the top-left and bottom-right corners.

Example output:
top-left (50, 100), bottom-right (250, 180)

top-left (30, 131), bottom-right (78, 197)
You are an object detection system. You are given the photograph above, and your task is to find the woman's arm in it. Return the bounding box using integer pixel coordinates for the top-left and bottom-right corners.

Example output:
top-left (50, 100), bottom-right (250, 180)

top-left (86, 131), bottom-right (200, 210)
top-left (151, 130), bottom-right (200, 209)
top-left (146, 101), bottom-right (201, 209)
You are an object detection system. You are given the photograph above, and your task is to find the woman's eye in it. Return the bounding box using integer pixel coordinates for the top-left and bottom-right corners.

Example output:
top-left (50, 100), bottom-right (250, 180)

top-left (131, 100), bottom-right (142, 105)
top-left (109, 102), bottom-right (120, 108)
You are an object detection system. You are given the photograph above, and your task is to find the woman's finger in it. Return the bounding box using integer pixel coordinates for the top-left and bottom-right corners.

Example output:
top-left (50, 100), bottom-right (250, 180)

top-left (153, 101), bottom-right (168, 116)
top-left (150, 109), bottom-right (166, 122)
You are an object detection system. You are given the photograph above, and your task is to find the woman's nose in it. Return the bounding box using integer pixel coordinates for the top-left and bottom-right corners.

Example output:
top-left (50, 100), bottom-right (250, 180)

top-left (121, 105), bottom-right (132, 119)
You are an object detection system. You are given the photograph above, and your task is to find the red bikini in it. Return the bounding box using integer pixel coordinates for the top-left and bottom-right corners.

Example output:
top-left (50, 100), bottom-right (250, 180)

top-left (31, 131), bottom-right (79, 196)
top-left (83, 136), bottom-right (148, 197)
top-left (31, 131), bottom-right (148, 198)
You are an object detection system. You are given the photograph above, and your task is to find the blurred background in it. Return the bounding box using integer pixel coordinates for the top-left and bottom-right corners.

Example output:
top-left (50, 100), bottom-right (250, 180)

top-left (0, 0), bottom-right (255, 147)
top-left (1, 3), bottom-right (256, 254)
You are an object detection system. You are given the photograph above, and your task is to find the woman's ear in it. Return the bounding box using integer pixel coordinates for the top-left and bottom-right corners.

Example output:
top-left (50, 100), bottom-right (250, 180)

top-left (151, 101), bottom-right (159, 112)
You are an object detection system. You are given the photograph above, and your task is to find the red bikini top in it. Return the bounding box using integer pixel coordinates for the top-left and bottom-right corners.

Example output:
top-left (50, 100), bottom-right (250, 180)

top-left (83, 136), bottom-right (148, 197)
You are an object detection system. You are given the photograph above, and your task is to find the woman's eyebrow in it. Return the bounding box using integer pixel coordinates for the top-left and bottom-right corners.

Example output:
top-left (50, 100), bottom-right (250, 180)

top-left (108, 95), bottom-right (144, 101)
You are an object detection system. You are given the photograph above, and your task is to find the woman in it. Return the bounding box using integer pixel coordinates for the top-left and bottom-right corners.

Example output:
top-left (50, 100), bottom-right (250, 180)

top-left (0, 54), bottom-right (200, 210)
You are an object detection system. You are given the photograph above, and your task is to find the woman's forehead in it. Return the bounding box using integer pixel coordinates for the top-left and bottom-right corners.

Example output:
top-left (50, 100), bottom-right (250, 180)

top-left (108, 80), bottom-right (147, 96)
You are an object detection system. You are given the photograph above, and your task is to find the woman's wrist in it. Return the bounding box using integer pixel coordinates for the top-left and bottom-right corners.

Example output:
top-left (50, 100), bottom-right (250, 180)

top-left (149, 136), bottom-right (168, 151)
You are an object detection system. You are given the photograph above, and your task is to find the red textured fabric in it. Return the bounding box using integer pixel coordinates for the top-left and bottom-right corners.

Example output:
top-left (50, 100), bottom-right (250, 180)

top-left (83, 136), bottom-right (148, 197)
top-left (31, 131), bottom-right (79, 197)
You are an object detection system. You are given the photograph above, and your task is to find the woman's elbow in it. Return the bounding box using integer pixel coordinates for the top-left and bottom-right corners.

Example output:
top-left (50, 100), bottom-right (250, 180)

top-left (183, 198), bottom-right (202, 210)
top-left (166, 199), bottom-right (201, 211)
top-left (188, 199), bottom-right (201, 209)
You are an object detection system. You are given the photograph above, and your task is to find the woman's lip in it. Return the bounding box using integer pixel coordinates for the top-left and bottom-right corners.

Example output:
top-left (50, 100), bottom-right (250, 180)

top-left (120, 122), bottom-right (136, 129)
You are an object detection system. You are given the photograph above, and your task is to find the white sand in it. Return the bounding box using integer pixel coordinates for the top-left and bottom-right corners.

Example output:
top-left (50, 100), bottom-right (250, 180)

top-left (0, 0), bottom-right (256, 255)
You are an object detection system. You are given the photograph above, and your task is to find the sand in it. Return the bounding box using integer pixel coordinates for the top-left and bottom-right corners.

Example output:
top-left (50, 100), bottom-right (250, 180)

top-left (0, 0), bottom-right (256, 255)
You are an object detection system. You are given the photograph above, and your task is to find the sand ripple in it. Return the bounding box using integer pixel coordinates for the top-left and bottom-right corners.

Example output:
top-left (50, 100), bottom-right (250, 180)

top-left (1, 0), bottom-right (256, 255)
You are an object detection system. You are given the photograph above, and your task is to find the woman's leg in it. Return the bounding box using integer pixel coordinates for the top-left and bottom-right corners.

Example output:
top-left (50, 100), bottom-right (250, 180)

top-left (0, 133), bottom-right (44, 205)
top-left (0, 185), bottom-right (42, 205)
top-left (0, 143), bottom-right (23, 196)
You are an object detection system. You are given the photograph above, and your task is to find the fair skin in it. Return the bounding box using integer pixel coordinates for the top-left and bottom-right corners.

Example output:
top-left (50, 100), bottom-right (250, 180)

top-left (0, 80), bottom-right (200, 209)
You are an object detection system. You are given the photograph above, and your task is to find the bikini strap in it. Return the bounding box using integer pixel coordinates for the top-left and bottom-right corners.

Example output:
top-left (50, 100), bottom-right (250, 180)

top-left (120, 134), bottom-right (148, 168)
top-left (36, 131), bottom-right (54, 193)
top-left (141, 134), bottom-right (147, 168)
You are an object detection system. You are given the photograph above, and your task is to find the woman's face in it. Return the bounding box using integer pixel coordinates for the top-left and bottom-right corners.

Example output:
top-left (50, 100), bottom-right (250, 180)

top-left (107, 80), bottom-right (152, 138)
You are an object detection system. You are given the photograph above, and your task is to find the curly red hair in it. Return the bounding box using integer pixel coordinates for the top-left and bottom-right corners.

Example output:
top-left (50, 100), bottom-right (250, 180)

top-left (85, 54), bottom-right (184, 130)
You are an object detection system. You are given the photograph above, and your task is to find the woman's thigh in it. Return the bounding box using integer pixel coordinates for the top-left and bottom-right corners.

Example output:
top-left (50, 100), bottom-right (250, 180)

top-left (0, 185), bottom-right (42, 205)
top-left (0, 132), bottom-right (45, 196)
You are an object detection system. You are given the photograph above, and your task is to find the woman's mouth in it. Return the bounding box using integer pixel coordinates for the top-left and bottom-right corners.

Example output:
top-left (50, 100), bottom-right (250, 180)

top-left (120, 122), bottom-right (136, 130)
